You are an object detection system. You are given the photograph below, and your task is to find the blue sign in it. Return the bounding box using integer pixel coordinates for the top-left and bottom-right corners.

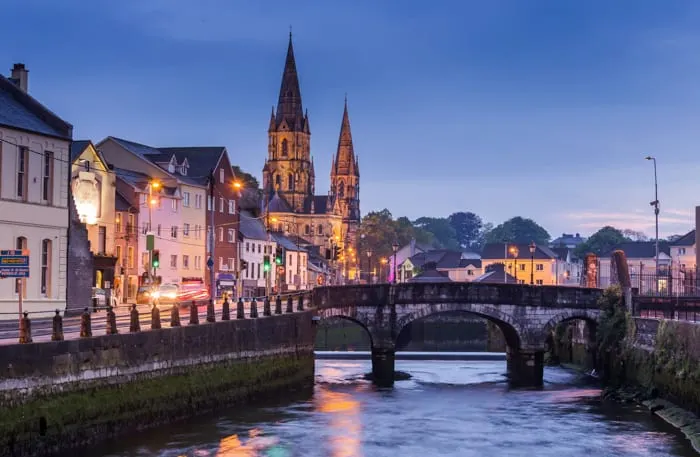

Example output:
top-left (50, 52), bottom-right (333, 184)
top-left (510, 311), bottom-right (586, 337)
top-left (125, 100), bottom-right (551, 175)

top-left (0, 250), bottom-right (29, 278)
top-left (206, 257), bottom-right (214, 269)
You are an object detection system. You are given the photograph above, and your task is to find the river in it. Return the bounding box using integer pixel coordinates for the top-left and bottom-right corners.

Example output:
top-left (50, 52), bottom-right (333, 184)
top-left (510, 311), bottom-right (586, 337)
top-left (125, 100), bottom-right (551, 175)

top-left (78, 357), bottom-right (696, 457)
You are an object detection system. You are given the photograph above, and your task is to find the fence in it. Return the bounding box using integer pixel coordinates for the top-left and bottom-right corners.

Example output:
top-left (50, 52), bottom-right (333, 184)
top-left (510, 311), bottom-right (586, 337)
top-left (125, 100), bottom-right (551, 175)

top-left (634, 296), bottom-right (700, 323)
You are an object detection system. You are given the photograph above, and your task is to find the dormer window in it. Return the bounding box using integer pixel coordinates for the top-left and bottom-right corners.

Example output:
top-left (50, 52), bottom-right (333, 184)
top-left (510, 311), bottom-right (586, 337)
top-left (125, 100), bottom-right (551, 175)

top-left (167, 163), bottom-right (175, 173)
top-left (180, 165), bottom-right (188, 176)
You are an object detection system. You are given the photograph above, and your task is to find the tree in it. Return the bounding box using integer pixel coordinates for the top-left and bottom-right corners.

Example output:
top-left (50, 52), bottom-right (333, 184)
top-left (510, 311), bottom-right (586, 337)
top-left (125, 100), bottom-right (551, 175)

top-left (448, 212), bottom-right (483, 249)
top-left (622, 229), bottom-right (648, 242)
top-left (232, 165), bottom-right (260, 190)
top-left (413, 217), bottom-right (459, 250)
top-left (483, 217), bottom-right (551, 246)
top-left (574, 226), bottom-right (628, 258)
top-left (232, 165), bottom-right (262, 212)
top-left (666, 234), bottom-right (684, 243)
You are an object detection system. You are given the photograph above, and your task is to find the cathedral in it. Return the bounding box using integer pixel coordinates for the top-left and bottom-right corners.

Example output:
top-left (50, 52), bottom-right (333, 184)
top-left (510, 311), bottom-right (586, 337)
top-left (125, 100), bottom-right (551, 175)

top-left (262, 34), bottom-right (361, 279)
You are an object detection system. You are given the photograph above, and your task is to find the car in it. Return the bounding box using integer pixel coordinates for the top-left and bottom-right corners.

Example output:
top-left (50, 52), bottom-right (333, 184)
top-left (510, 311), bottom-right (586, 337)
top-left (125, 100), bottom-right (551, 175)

top-left (136, 286), bottom-right (156, 305)
top-left (92, 287), bottom-right (119, 309)
top-left (152, 283), bottom-right (180, 306)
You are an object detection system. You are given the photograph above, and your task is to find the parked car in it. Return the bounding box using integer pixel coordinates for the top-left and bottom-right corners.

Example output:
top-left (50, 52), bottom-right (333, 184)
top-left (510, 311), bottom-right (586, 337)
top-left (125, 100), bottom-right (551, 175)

top-left (136, 286), bottom-right (155, 305)
top-left (92, 287), bottom-right (119, 309)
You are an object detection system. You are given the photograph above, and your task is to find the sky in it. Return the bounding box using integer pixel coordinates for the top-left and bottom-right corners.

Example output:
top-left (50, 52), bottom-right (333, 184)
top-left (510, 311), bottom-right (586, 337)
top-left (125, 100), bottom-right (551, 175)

top-left (3, 0), bottom-right (700, 239)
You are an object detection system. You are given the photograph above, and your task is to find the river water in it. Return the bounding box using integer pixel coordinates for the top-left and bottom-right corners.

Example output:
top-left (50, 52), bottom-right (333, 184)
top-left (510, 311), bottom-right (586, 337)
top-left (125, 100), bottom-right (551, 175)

top-left (83, 357), bottom-right (696, 457)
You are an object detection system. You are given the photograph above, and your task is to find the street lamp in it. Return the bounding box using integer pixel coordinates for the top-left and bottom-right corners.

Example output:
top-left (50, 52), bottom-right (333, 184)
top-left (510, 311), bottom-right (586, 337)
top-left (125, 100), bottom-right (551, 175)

top-left (366, 248), bottom-right (373, 284)
top-left (508, 245), bottom-right (519, 283)
top-left (392, 241), bottom-right (400, 284)
top-left (529, 241), bottom-right (536, 285)
top-left (380, 257), bottom-right (388, 283)
top-left (645, 156), bottom-right (660, 276)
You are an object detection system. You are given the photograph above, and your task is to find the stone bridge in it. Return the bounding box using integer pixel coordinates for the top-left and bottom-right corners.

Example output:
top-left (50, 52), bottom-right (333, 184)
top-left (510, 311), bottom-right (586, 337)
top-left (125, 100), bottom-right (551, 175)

top-left (311, 282), bottom-right (603, 387)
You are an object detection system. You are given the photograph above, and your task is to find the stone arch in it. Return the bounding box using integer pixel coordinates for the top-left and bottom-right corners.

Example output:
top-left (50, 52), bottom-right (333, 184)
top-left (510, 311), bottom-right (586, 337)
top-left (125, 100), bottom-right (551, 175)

top-left (395, 303), bottom-right (524, 351)
top-left (317, 307), bottom-right (374, 347)
top-left (541, 309), bottom-right (600, 340)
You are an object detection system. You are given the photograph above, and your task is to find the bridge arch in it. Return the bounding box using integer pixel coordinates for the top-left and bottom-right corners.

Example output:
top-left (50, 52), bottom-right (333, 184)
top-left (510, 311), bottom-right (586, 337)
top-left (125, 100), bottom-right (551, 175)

top-left (541, 309), bottom-right (600, 339)
top-left (317, 307), bottom-right (375, 347)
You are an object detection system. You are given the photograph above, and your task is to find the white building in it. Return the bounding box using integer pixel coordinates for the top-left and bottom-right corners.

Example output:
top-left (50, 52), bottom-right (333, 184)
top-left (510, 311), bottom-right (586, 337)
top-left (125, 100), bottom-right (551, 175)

top-left (272, 233), bottom-right (309, 291)
top-left (239, 211), bottom-right (277, 297)
top-left (599, 242), bottom-right (672, 293)
top-left (0, 64), bottom-right (73, 317)
top-left (670, 230), bottom-right (695, 271)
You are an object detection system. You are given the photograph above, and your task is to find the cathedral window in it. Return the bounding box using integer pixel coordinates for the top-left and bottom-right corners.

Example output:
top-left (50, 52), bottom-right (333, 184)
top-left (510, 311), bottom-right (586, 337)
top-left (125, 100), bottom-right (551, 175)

top-left (275, 174), bottom-right (281, 188)
top-left (281, 139), bottom-right (288, 156)
top-left (338, 180), bottom-right (345, 198)
top-left (305, 225), bottom-right (310, 235)
top-left (288, 173), bottom-right (294, 191)
top-left (318, 225), bottom-right (323, 235)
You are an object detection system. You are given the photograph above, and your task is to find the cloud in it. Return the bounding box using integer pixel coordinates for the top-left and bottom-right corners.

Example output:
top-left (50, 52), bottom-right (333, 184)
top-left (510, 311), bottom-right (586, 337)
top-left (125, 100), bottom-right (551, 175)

top-left (564, 209), bottom-right (693, 237)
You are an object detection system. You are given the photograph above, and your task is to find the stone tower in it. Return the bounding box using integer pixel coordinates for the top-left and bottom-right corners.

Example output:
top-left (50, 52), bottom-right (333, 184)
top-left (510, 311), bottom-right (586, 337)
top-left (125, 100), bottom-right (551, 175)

top-left (331, 97), bottom-right (361, 241)
top-left (262, 33), bottom-right (313, 212)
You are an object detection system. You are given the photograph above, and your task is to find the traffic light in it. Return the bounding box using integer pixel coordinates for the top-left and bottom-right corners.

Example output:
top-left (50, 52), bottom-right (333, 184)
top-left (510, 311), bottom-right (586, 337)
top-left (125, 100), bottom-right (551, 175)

top-left (332, 245), bottom-right (342, 261)
top-left (152, 250), bottom-right (160, 268)
top-left (275, 246), bottom-right (284, 265)
top-left (263, 255), bottom-right (271, 272)
top-left (325, 248), bottom-right (331, 260)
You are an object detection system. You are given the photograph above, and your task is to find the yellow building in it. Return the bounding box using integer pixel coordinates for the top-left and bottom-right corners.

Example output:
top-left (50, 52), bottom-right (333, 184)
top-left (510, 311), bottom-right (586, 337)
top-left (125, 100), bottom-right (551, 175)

top-left (481, 243), bottom-right (569, 286)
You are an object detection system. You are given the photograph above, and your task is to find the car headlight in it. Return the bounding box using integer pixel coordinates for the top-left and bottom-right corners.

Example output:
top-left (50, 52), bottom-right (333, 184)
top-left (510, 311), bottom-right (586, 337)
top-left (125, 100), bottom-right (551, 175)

top-left (152, 291), bottom-right (160, 299)
top-left (166, 293), bottom-right (177, 299)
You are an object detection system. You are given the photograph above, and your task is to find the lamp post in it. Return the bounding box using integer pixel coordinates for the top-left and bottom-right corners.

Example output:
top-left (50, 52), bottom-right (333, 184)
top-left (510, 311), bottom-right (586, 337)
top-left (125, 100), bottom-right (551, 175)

top-left (645, 156), bottom-right (660, 277)
top-left (366, 248), bottom-right (373, 284)
top-left (380, 257), bottom-right (388, 283)
top-left (392, 241), bottom-right (400, 284)
top-left (147, 180), bottom-right (160, 285)
top-left (508, 245), bottom-right (519, 283)
top-left (529, 241), bottom-right (536, 285)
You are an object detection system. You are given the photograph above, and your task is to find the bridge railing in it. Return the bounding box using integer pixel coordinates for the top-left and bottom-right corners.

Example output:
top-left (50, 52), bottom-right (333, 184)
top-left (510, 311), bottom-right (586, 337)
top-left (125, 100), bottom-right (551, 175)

top-left (634, 296), bottom-right (700, 322)
top-left (312, 282), bottom-right (602, 309)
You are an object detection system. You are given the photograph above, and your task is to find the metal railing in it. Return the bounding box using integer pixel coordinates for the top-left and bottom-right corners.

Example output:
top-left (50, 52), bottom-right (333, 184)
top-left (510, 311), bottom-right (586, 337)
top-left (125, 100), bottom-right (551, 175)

top-left (633, 296), bottom-right (700, 323)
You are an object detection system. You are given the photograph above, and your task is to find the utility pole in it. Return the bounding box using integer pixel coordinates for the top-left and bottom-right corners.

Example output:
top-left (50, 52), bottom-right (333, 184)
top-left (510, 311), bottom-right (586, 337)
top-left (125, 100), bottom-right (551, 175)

top-left (265, 194), bottom-right (271, 298)
top-left (208, 169), bottom-right (216, 304)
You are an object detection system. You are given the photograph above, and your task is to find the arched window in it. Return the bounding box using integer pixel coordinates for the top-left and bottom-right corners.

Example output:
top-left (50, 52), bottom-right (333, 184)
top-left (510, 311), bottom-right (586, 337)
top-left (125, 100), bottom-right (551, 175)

top-left (305, 225), bottom-right (310, 235)
top-left (318, 225), bottom-right (323, 235)
top-left (338, 180), bottom-right (345, 198)
top-left (281, 139), bottom-right (288, 156)
top-left (41, 239), bottom-right (52, 296)
top-left (288, 174), bottom-right (294, 191)
top-left (275, 174), bottom-right (281, 188)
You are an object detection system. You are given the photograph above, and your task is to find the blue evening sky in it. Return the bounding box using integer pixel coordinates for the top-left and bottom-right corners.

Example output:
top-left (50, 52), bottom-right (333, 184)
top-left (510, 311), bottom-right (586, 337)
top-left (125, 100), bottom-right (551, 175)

top-left (3, 0), bottom-right (700, 238)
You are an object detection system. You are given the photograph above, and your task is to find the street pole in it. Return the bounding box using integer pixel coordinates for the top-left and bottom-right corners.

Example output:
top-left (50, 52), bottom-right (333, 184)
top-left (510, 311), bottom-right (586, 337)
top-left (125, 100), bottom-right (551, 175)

top-left (530, 254), bottom-right (534, 285)
top-left (265, 195), bottom-right (271, 298)
top-left (646, 156), bottom-right (660, 293)
top-left (208, 170), bottom-right (216, 304)
top-left (148, 183), bottom-right (153, 283)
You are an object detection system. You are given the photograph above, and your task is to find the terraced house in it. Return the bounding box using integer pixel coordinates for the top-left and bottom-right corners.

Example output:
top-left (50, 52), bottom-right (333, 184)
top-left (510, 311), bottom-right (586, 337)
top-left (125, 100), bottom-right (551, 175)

top-left (0, 64), bottom-right (72, 317)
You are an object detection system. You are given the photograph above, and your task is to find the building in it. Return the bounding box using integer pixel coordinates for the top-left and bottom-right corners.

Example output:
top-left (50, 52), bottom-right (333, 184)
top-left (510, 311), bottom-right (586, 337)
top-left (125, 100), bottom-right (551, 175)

top-left (0, 63), bottom-right (73, 317)
top-left (70, 141), bottom-right (118, 296)
top-left (670, 229), bottom-right (695, 271)
top-left (98, 138), bottom-right (208, 289)
top-left (599, 241), bottom-right (671, 292)
top-left (239, 210), bottom-right (277, 297)
top-left (261, 34), bottom-right (360, 280)
top-left (388, 239), bottom-right (433, 283)
top-left (113, 181), bottom-right (139, 303)
top-left (550, 246), bottom-right (583, 286)
top-left (473, 263), bottom-right (518, 284)
top-left (398, 250), bottom-right (482, 283)
top-left (550, 233), bottom-right (586, 249)
top-left (481, 243), bottom-right (568, 286)
top-left (271, 232), bottom-right (309, 291)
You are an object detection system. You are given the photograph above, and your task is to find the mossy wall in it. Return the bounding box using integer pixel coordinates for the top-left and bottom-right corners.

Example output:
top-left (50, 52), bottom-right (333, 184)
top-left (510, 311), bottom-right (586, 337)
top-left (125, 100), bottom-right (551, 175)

top-left (0, 311), bottom-right (316, 457)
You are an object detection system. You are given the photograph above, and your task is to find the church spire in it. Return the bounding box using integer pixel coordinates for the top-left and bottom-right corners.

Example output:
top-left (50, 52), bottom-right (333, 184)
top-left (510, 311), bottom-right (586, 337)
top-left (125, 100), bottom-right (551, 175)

top-left (275, 32), bottom-right (304, 129)
top-left (334, 95), bottom-right (357, 176)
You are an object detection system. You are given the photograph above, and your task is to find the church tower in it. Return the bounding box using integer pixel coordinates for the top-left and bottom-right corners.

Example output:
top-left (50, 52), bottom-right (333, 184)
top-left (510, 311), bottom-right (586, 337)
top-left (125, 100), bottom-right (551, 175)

top-left (262, 33), bottom-right (313, 212)
top-left (331, 98), bottom-right (361, 239)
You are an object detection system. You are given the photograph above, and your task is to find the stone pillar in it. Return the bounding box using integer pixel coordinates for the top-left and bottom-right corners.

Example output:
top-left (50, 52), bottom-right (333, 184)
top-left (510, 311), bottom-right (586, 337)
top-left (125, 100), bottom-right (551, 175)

top-left (189, 301), bottom-right (199, 325)
top-left (206, 300), bottom-right (216, 323)
top-left (51, 310), bottom-right (64, 341)
top-left (130, 304), bottom-right (141, 332)
top-left (151, 304), bottom-right (161, 330)
top-left (222, 297), bottom-right (230, 320)
top-left (106, 306), bottom-right (118, 334)
top-left (297, 294), bottom-right (304, 311)
top-left (237, 298), bottom-right (245, 319)
top-left (371, 346), bottom-right (396, 388)
top-left (80, 308), bottom-right (92, 338)
top-left (286, 295), bottom-right (293, 313)
top-left (250, 298), bottom-right (258, 318)
top-left (18, 312), bottom-right (32, 344)
top-left (170, 304), bottom-right (181, 327)
top-left (275, 295), bottom-right (283, 315)
top-left (507, 350), bottom-right (545, 388)
top-left (263, 297), bottom-right (272, 316)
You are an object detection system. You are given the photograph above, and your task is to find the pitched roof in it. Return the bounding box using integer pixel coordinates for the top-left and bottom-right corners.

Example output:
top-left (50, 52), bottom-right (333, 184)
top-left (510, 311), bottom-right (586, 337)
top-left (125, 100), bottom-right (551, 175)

top-left (671, 230), bottom-right (695, 247)
top-left (70, 140), bottom-right (91, 162)
top-left (0, 72), bottom-right (72, 140)
top-left (460, 258), bottom-right (482, 268)
top-left (473, 265), bottom-right (518, 284)
top-left (333, 97), bottom-right (358, 177)
top-left (408, 250), bottom-right (473, 270)
top-left (409, 269), bottom-right (451, 283)
top-left (603, 241), bottom-right (671, 259)
top-left (274, 34), bottom-right (305, 131)
top-left (481, 243), bottom-right (559, 260)
top-left (239, 211), bottom-right (268, 241)
top-left (114, 190), bottom-right (136, 212)
top-left (267, 191), bottom-right (294, 213)
top-left (158, 146), bottom-right (226, 182)
top-left (550, 233), bottom-right (586, 246)
top-left (271, 232), bottom-right (303, 252)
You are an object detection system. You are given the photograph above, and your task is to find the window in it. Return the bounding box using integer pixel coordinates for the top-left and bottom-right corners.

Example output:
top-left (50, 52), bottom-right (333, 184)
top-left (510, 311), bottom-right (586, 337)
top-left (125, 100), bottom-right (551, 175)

top-left (16, 146), bottom-right (28, 199)
top-left (318, 225), bottom-right (323, 235)
top-left (219, 257), bottom-right (224, 270)
top-left (128, 247), bottom-right (134, 268)
top-left (536, 264), bottom-right (544, 271)
top-left (41, 239), bottom-right (52, 296)
top-left (15, 237), bottom-right (27, 296)
top-left (195, 194), bottom-right (202, 209)
top-left (288, 174), bottom-right (294, 191)
top-left (536, 279), bottom-right (544, 285)
top-left (218, 227), bottom-right (224, 242)
top-left (183, 192), bottom-right (190, 207)
top-left (42, 151), bottom-right (53, 203)
top-left (183, 223), bottom-right (190, 237)
top-left (337, 180), bottom-right (345, 198)
top-left (519, 263), bottom-right (525, 271)
top-left (467, 269), bottom-right (474, 276)
top-left (116, 215), bottom-right (122, 233)
top-left (289, 253), bottom-right (293, 265)
top-left (115, 245), bottom-right (122, 265)
top-left (281, 139), bottom-right (288, 156)
top-left (170, 255), bottom-right (177, 269)
top-left (250, 262), bottom-right (255, 279)
top-left (304, 225), bottom-right (310, 235)
top-left (183, 255), bottom-right (189, 269)
top-left (275, 174), bottom-right (281, 188)
top-left (219, 197), bottom-right (224, 213)
top-left (128, 214), bottom-right (135, 234)
top-left (228, 229), bottom-right (235, 243)
top-left (98, 226), bottom-right (106, 254)
top-left (140, 194), bottom-right (147, 205)
top-left (228, 200), bottom-right (235, 214)
top-left (680, 248), bottom-right (687, 255)
top-left (257, 244), bottom-right (261, 253)
top-left (142, 222), bottom-right (149, 235)
top-left (257, 263), bottom-right (261, 279)
top-left (195, 256), bottom-right (202, 270)
top-left (142, 252), bottom-right (149, 268)
top-left (207, 196), bottom-right (212, 211)
top-left (171, 199), bottom-right (178, 212)
top-left (220, 168), bottom-right (225, 183)
top-left (157, 224), bottom-right (162, 236)
top-left (171, 226), bottom-right (178, 238)
top-left (228, 258), bottom-right (235, 271)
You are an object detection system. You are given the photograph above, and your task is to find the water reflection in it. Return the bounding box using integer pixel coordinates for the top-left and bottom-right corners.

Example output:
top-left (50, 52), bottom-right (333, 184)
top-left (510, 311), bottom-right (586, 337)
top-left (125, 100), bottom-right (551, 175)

top-left (315, 388), bottom-right (363, 457)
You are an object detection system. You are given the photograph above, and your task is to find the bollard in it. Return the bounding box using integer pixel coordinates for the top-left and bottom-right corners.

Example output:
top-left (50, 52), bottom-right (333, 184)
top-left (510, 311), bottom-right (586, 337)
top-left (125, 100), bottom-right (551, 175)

top-left (170, 304), bottom-right (181, 327)
top-left (250, 298), bottom-right (259, 318)
top-left (130, 304), bottom-right (141, 332)
top-left (237, 298), bottom-right (245, 319)
top-left (222, 296), bottom-right (230, 321)
top-left (275, 295), bottom-right (282, 315)
top-left (263, 297), bottom-right (272, 316)
top-left (206, 300), bottom-right (216, 323)
top-left (106, 306), bottom-right (118, 334)
top-left (286, 295), bottom-right (294, 313)
top-left (18, 312), bottom-right (32, 344)
top-left (297, 293), bottom-right (304, 311)
top-left (151, 303), bottom-right (161, 330)
top-left (80, 308), bottom-right (92, 338)
top-left (189, 300), bottom-right (199, 325)
top-left (51, 309), bottom-right (64, 341)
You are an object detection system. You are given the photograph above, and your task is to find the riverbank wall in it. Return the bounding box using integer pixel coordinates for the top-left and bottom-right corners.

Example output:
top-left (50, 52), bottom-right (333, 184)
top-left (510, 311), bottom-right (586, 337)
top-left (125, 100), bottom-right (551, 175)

top-left (0, 310), bottom-right (316, 457)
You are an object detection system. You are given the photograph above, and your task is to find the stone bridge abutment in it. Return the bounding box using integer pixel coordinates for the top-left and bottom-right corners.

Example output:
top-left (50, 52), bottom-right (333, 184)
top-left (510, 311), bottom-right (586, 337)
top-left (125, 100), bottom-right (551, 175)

top-left (312, 283), bottom-right (602, 388)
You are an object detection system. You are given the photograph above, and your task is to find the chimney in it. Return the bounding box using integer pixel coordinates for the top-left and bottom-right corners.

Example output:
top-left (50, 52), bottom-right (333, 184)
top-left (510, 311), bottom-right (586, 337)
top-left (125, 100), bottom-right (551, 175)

top-left (10, 63), bottom-right (28, 92)
top-left (695, 206), bottom-right (700, 270)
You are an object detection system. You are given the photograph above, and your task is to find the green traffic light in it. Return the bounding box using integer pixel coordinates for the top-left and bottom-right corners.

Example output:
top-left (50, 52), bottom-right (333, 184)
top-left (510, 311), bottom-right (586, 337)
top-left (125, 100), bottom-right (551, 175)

top-left (275, 257), bottom-right (282, 265)
top-left (153, 261), bottom-right (159, 267)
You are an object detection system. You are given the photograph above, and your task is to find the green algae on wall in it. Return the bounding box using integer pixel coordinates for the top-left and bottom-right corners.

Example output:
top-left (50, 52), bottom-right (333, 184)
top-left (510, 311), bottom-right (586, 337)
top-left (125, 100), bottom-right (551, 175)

top-left (0, 353), bottom-right (314, 457)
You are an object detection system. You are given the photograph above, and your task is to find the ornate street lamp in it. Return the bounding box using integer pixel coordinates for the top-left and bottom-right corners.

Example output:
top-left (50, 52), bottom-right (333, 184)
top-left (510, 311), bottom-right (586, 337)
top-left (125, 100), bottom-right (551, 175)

top-left (529, 241), bottom-right (536, 285)
top-left (366, 248), bottom-right (373, 284)
top-left (392, 241), bottom-right (400, 284)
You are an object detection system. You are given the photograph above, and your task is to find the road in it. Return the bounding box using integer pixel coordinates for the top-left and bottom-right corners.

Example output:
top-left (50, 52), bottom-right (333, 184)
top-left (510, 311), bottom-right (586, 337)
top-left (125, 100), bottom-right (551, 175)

top-left (0, 299), bottom-right (296, 344)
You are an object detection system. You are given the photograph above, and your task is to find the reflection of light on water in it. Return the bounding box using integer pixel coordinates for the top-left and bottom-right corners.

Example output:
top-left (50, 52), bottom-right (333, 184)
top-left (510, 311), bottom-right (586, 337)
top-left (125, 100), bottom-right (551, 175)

top-left (546, 389), bottom-right (601, 402)
top-left (214, 429), bottom-right (283, 456)
top-left (611, 432), bottom-right (674, 453)
top-left (315, 388), bottom-right (363, 457)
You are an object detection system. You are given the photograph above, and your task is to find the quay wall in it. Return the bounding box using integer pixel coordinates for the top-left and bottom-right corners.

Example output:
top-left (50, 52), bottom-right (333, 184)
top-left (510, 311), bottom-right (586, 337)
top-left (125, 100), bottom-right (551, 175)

top-left (0, 311), bottom-right (316, 457)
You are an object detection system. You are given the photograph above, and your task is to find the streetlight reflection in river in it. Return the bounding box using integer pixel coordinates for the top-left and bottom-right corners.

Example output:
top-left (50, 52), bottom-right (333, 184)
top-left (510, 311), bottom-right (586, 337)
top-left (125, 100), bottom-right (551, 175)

top-left (315, 387), bottom-right (362, 457)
